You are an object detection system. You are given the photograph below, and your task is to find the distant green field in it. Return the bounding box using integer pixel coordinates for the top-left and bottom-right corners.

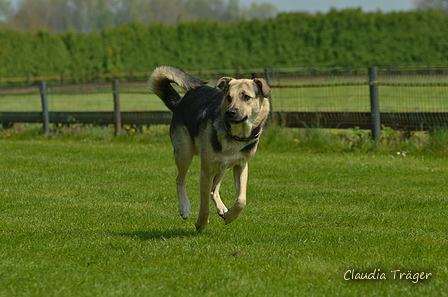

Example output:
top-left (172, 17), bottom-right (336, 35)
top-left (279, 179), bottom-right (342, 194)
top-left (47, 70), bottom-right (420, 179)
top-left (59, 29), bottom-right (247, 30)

top-left (271, 75), bottom-right (448, 112)
top-left (1, 76), bottom-right (447, 112)
top-left (0, 131), bottom-right (447, 296)
top-left (273, 84), bottom-right (448, 112)
top-left (0, 93), bottom-right (165, 112)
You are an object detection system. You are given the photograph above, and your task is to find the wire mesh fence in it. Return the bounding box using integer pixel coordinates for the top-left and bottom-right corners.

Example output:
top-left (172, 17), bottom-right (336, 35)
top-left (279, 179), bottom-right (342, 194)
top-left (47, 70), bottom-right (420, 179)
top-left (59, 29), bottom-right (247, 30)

top-left (270, 83), bottom-right (370, 112)
top-left (268, 66), bottom-right (448, 113)
top-left (1, 66), bottom-right (448, 132)
top-left (379, 84), bottom-right (448, 112)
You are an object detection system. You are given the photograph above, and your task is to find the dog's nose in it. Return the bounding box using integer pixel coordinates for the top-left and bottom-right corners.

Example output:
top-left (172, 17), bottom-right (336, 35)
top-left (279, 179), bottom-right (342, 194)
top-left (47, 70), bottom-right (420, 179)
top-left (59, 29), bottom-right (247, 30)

top-left (225, 109), bottom-right (237, 119)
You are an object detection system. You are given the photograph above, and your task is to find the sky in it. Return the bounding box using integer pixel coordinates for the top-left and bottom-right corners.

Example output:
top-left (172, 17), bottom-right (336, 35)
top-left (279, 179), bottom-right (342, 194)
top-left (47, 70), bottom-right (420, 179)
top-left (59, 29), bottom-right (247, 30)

top-left (240, 0), bottom-right (416, 13)
top-left (6, 0), bottom-right (417, 13)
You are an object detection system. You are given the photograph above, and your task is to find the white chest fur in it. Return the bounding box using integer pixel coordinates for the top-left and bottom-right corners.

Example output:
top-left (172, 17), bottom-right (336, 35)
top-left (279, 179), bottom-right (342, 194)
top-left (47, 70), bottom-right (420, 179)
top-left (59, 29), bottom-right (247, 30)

top-left (212, 141), bottom-right (255, 172)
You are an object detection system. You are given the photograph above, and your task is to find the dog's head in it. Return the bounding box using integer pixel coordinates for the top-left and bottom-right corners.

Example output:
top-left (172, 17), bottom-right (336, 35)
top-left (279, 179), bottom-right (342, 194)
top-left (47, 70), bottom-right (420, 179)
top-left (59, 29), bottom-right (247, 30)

top-left (216, 77), bottom-right (271, 126)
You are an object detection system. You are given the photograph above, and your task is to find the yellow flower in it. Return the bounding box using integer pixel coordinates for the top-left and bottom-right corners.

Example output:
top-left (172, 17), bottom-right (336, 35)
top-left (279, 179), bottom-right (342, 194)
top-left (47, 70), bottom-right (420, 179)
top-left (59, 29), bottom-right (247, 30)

top-left (294, 139), bottom-right (299, 143)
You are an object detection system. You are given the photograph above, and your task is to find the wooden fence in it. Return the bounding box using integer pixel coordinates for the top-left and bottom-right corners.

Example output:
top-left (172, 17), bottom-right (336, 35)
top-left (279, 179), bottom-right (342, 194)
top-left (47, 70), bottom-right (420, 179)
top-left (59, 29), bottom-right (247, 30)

top-left (2, 65), bottom-right (448, 85)
top-left (1, 67), bottom-right (448, 138)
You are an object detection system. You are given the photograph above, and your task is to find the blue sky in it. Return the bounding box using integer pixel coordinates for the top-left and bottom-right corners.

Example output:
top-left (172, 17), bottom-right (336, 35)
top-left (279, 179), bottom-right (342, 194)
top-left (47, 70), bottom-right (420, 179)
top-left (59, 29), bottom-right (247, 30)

top-left (240, 0), bottom-right (416, 13)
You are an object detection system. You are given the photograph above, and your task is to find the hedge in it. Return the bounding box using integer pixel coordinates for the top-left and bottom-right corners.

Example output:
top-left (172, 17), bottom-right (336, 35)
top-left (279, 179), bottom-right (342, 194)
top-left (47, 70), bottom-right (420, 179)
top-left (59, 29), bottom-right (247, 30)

top-left (1, 9), bottom-right (447, 78)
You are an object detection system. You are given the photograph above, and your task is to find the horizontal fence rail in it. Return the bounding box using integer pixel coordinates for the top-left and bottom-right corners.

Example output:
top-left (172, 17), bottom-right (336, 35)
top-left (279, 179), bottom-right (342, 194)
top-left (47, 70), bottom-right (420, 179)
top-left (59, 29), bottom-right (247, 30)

top-left (2, 111), bottom-right (446, 131)
top-left (2, 65), bottom-right (448, 85)
top-left (1, 67), bottom-right (448, 138)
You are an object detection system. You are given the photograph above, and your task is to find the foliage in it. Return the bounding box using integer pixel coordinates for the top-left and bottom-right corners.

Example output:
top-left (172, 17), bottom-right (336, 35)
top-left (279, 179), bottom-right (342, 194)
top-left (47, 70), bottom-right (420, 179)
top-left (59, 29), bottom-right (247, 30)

top-left (0, 0), bottom-right (276, 32)
top-left (60, 31), bottom-right (105, 76)
top-left (259, 124), bottom-right (447, 156)
top-left (0, 29), bottom-right (70, 77)
top-left (1, 9), bottom-right (448, 77)
top-left (2, 123), bottom-right (447, 157)
top-left (415, 0), bottom-right (448, 14)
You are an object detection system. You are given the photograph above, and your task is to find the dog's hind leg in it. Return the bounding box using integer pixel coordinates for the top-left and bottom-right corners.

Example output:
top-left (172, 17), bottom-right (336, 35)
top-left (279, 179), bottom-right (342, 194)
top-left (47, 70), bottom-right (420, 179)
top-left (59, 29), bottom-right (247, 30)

top-left (211, 172), bottom-right (228, 217)
top-left (196, 166), bottom-right (214, 232)
top-left (223, 163), bottom-right (248, 224)
top-left (173, 143), bottom-right (194, 220)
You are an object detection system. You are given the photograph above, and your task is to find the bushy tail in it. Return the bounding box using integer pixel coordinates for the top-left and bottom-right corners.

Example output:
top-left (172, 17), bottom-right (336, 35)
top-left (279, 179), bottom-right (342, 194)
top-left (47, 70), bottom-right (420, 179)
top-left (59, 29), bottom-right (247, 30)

top-left (148, 66), bottom-right (206, 111)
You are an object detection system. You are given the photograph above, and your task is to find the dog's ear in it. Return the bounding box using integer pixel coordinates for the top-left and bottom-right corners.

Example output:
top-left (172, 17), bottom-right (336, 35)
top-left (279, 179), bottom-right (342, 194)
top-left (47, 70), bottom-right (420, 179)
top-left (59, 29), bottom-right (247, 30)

top-left (216, 77), bottom-right (233, 93)
top-left (253, 78), bottom-right (271, 98)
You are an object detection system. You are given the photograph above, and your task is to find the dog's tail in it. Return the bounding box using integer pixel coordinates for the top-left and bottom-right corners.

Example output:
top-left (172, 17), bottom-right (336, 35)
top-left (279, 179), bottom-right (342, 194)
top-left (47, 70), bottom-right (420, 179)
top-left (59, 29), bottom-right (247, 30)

top-left (148, 66), bottom-right (206, 111)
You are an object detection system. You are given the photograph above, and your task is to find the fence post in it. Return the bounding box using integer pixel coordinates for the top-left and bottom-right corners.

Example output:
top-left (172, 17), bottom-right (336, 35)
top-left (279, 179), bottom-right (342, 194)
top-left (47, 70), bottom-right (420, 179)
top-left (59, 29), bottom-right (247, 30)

top-left (40, 81), bottom-right (50, 134)
top-left (369, 67), bottom-right (381, 141)
top-left (264, 67), bottom-right (271, 85)
top-left (113, 79), bottom-right (121, 135)
top-left (264, 67), bottom-right (273, 113)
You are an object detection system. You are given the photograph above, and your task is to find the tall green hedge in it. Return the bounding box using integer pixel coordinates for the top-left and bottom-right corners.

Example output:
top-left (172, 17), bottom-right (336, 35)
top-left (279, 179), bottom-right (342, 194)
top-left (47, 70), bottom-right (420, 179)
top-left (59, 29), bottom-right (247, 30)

top-left (1, 9), bottom-right (447, 78)
top-left (0, 30), bottom-right (70, 77)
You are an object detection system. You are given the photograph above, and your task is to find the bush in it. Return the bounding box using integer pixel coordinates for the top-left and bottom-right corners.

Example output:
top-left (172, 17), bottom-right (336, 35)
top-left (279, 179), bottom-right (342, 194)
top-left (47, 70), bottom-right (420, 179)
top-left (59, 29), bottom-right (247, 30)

top-left (1, 9), bottom-right (448, 78)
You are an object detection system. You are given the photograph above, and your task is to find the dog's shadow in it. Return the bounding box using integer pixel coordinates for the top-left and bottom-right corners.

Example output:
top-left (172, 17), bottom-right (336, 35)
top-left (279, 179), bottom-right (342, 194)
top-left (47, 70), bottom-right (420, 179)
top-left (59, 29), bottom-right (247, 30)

top-left (110, 228), bottom-right (197, 241)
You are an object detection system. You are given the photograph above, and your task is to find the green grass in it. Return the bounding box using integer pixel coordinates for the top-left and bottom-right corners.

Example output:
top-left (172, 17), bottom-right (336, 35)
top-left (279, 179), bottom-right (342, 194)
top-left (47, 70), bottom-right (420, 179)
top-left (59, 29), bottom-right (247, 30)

top-left (1, 76), bottom-right (448, 112)
top-left (270, 75), bottom-right (448, 112)
top-left (0, 93), bottom-right (165, 112)
top-left (1, 125), bottom-right (447, 296)
top-left (272, 85), bottom-right (448, 112)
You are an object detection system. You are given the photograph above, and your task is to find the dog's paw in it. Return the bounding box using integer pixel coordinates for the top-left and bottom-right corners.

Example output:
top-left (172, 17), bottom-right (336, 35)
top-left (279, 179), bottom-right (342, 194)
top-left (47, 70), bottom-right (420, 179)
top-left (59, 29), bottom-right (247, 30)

top-left (217, 207), bottom-right (228, 218)
top-left (195, 217), bottom-right (209, 233)
top-left (178, 201), bottom-right (190, 220)
top-left (222, 208), bottom-right (240, 225)
top-left (179, 210), bottom-right (190, 220)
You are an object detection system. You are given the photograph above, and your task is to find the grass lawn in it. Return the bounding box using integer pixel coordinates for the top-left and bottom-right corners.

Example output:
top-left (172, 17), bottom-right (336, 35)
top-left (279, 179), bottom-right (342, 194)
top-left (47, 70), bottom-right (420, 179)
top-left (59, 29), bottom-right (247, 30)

top-left (0, 93), bottom-right (165, 112)
top-left (1, 75), bottom-right (448, 112)
top-left (0, 127), bottom-right (447, 296)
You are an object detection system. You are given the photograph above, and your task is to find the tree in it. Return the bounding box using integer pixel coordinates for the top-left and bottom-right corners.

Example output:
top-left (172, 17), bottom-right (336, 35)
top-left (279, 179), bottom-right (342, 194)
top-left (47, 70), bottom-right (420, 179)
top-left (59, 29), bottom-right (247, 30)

top-left (243, 2), bottom-right (277, 20)
top-left (9, 0), bottom-right (77, 32)
top-left (112, 0), bottom-right (155, 24)
top-left (0, 0), bottom-right (279, 32)
top-left (415, 0), bottom-right (448, 13)
top-left (0, 0), bottom-right (12, 21)
top-left (8, 0), bottom-right (57, 31)
top-left (151, 0), bottom-right (185, 24)
top-left (70, 0), bottom-right (115, 32)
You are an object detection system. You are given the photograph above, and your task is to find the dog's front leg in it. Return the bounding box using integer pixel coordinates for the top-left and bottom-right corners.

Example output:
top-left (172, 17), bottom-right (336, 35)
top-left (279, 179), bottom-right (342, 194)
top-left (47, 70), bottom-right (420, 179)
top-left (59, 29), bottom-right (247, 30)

top-left (195, 167), bottom-right (213, 232)
top-left (223, 163), bottom-right (248, 224)
top-left (211, 172), bottom-right (228, 217)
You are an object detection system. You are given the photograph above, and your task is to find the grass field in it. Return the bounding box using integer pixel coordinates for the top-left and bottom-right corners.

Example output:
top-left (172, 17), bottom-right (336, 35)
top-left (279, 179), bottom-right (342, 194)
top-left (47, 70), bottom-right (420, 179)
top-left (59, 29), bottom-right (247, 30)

top-left (1, 75), bottom-right (448, 112)
top-left (1, 125), bottom-right (447, 296)
top-left (272, 85), bottom-right (448, 112)
top-left (0, 93), bottom-right (166, 112)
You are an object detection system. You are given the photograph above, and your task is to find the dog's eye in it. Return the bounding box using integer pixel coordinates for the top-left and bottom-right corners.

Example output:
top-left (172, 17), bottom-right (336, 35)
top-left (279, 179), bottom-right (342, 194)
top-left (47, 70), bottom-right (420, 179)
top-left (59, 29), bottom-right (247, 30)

top-left (226, 95), bottom-right (232, 102)
top-left (243, 94), bottom-right (252, 101)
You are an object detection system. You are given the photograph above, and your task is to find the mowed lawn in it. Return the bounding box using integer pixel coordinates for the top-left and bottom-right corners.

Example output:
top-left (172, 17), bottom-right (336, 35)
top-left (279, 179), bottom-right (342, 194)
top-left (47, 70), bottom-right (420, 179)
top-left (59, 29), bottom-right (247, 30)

top-left (1, 135), bottom-right (447, 296)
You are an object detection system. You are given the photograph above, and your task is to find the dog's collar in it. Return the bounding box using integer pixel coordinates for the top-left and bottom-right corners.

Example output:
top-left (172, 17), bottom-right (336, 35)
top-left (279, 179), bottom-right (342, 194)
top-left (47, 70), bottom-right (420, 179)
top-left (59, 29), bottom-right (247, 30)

top-left (224, 122), bottom-right (262, 142)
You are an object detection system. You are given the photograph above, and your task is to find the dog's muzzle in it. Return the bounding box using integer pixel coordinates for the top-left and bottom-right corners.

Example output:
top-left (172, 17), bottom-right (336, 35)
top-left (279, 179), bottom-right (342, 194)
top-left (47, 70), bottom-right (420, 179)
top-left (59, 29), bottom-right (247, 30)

top-left (225, 108), bottom-right (247, 124)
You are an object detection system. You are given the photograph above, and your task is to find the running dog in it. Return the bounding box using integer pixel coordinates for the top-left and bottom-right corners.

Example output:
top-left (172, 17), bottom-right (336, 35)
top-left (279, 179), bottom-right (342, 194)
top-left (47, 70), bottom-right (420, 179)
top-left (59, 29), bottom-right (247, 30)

top-left (148, 66), bottom-right (271, 232)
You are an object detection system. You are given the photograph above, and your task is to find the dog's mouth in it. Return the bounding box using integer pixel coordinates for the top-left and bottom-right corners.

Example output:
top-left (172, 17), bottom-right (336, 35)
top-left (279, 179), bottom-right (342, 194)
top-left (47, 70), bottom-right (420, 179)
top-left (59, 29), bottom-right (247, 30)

top-left (226, 116), bottom-right (248, 125)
